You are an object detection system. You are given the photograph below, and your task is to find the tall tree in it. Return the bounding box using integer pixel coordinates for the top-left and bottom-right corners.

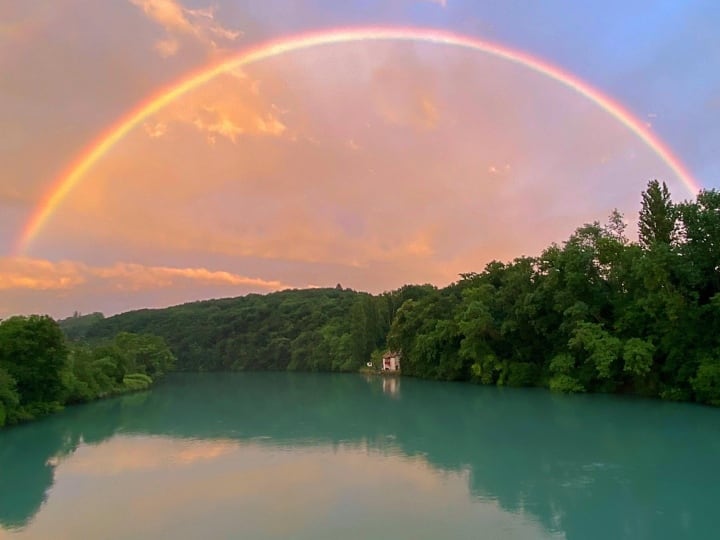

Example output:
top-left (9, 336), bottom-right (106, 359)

top-left (638, 180), bottom-right (675, 248)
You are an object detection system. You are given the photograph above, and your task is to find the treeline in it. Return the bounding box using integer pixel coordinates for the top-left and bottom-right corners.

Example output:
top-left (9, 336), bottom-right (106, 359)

top-left (0, 315), bottom-right (175, 428)
top-left (7, 181), bottom-right (720, 408)
top-left (71, 181), bottom-right (720, 406)
top-left (76, 286), bottom-right (432, 372)
top-left (388, 181), bottom-right (720, 405)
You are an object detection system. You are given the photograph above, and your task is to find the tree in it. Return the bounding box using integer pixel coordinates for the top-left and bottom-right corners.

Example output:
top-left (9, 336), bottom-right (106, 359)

top-left (691, 355), bottom-right (720, 406)
top-left (638, 180), bottom-right (675, 248)
top-left (676, 190), bottom-right (720, 302)
top-left (0, 368), bottom-right (20, 427)
top-left (0, 316), bottom-right (68, 408)
top-left (113, 332), bottom-right (175, 378)
top-left (568, 322), bottom-right (621, 384)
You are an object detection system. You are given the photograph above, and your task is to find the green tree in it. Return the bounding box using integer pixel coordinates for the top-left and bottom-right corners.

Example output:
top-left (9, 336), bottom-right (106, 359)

top-left (0, 316), bottom-right (68, 408)
top-left (638, 180), bottom-right (675, 248)
top-left (691, 355), bottom-right (720, 406)
top-left (0, 368), bottom-right (20, 427)
top-left (622, 338), bottom-right (654, 377)
top-left (548, 354), bottom-right (585, 393)
top-left (677, 190), bottom-right (720, 303)
top-left (568, 322), bottom-right (622, 382)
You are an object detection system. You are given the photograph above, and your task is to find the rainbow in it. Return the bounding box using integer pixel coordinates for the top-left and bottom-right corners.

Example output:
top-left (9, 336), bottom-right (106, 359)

top-left (16, 26), bottom-right (700, 254)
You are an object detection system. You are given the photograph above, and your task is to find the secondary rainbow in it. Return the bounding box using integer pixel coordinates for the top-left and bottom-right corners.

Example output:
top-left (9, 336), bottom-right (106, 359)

top-left (16, 26), bottom-right (700, 254)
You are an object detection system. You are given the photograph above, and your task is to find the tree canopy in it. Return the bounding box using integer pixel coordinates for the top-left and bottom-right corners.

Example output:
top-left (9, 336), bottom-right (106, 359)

top-left (0, 315), bottom-right (175, 427)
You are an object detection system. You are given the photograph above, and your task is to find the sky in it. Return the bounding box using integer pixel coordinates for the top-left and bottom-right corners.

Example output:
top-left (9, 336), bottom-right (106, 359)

top-left (1, 0), bottom-right (718, 319)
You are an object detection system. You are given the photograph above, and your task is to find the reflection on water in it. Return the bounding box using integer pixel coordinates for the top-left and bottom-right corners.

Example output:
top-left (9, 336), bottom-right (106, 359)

top-left (1, 373), bottom-right (720, 539)
top-left (382, 375), bottom-right (400, 398)
top-left (6, 436), bottom-right (558, 540)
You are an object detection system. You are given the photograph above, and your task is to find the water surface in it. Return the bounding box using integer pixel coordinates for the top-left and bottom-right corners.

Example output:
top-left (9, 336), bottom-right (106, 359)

top-left (1, 373), bottom-right (719, 539)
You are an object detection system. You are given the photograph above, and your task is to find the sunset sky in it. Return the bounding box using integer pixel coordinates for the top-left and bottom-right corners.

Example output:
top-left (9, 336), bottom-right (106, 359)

top-left (1, 0), bottom-right (718, 319)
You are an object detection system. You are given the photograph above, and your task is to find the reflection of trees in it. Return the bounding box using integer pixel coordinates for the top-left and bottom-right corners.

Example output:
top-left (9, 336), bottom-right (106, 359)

top-left (0, 421), bottom-right (76, 529)
top-left (0, 394), bottom-right (145, 529)
top-left (0, 435), bottom-right (53, 529)
top-left (2, 373), bottom-right (719, 538)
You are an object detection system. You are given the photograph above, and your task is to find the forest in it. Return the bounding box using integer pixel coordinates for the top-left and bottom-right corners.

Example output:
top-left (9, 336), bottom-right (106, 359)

top-left (2, 180), bottom-right (720, 428)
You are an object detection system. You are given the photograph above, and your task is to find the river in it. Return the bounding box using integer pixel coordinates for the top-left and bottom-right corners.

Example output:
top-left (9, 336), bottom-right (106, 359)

top-left (1, 372), bottom-right (719, 539)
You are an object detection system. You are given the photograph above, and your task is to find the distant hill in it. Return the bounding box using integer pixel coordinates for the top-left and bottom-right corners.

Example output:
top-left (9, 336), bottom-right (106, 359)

top-left (57, 312), bottom-right (105, 340)
top-left (62, 286), bottom-right (433, 373)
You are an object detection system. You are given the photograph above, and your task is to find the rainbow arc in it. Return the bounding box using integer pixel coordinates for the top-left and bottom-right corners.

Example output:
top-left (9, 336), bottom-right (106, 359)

top-left (16, 26), bottom-right (700, 254)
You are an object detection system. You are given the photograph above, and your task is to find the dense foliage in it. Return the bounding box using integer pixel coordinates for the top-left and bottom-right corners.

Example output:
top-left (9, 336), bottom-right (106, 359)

top-left (386, 182), bottom-right (720, 405)
top-left (0, 315), bottom-right (174, 428)
top-left (77, 286), bottom-right (433, 372)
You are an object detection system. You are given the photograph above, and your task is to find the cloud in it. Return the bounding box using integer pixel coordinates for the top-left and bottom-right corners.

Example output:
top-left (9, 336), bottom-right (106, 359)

top-left (130, 0), bottom-right (193, 34)
top-left (154, 37), bottom-right (180, 57)
top-left (424, 0), bottom-right (448, 7)
top-left (0, 258), bottom-right (86, 291)
top-left (143, 121), bottom-right (168, 137)
top-left (0, 257), bottom-right (304, 318)
top-left (129, 0), bottom-right (241, 57)
top-left (0, 257), bottom-right (287, 292)
top-left (192, 103), bottom-right (286, 142)
top-left (146, 72), bottom-right (288, 143)
top-left (94, 263), bottom-right (288, 291)
top-left (0, 256), bottom-right (292, 317)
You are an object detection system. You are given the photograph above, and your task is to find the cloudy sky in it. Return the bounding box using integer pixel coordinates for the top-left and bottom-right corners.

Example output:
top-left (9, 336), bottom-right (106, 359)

top-left (1, 0), bottom-right (718, 319)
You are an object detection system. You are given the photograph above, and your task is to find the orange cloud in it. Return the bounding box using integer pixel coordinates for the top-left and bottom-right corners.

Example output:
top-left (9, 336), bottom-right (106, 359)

top-left (0, 257), bottom-right (287, 292)
top-left (93, 263), bottom-right (288, 291)
top-left (0, 258), bottom-right (86, 290)
top-left (0, 256), bottom-right (295, 318)
top-left (143, 121), bottom-right (168, 137)
top-left (145, 72), bottom-right (288, 143)
top-left (129, 0), bottom-right (241, 57)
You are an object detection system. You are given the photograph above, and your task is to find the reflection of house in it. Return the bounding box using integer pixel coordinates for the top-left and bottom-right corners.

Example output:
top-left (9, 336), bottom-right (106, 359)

top-left (383, 376), bottom-right (400, 397)
top-left (382, 352), bottom-right (401, 372)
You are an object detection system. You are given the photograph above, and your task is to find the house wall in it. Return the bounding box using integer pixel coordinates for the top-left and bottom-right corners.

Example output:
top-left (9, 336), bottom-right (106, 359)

top-left (383, 356), bottom-right (400, 371)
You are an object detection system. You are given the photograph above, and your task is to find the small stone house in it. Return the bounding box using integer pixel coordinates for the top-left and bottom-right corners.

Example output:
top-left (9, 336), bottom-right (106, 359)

top-left (382, 351), bottom-right (401, 372)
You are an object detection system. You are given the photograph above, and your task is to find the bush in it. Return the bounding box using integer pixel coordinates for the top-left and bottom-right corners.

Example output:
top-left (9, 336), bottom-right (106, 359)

top-left (692, 360), bottom-right (720, 406)
top-left (549, 374), bottom-right (585, 394)
top-left (660, 387), bottom-right (691, 402)
top-left (122, 373), bottom-right (153, 391)
top-left (506, 362), bottom-right (538, 387)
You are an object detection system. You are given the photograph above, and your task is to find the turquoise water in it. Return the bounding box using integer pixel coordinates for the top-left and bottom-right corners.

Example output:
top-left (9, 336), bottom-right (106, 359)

top-left (1, 373), bottom-right (719, 539)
